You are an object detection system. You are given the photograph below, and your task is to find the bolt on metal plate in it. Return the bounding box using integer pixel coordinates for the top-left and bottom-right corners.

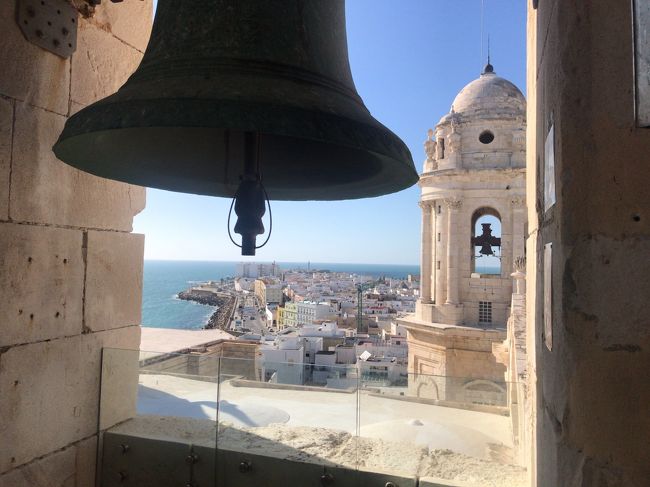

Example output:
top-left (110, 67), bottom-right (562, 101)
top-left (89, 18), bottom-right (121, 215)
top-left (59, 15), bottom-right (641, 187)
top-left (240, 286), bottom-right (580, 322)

top-left (17, 0), bottom-right (78, 58)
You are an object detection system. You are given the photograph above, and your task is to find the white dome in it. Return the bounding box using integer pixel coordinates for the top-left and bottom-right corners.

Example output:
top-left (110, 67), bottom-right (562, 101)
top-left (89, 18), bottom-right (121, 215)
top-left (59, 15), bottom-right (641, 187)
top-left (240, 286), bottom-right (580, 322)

top-left (449, 65), bottom-right (525, 119)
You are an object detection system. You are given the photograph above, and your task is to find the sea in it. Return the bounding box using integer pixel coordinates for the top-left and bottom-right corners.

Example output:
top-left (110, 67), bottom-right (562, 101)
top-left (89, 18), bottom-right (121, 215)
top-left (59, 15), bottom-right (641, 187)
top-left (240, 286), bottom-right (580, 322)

top-left (142, 260), bottom-right (499, 330)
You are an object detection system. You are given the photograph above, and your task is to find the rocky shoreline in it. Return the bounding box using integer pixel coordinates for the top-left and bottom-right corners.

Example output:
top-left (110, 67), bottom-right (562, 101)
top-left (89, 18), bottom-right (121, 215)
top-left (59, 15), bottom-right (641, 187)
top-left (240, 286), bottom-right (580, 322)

top-left (177, 290), bottom-right (237, 331)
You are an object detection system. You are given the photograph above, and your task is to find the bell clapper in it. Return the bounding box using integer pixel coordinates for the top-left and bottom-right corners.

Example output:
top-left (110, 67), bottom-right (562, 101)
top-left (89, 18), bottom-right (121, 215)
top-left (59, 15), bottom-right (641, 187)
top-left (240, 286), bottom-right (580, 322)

top-left (229, 132), bottom-right (272, 256)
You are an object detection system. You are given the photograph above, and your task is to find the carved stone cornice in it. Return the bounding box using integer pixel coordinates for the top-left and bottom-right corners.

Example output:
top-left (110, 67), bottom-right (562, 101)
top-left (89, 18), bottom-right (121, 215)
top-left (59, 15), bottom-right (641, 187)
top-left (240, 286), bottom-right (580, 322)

top-left (443, 197), bottom-right (462, 210)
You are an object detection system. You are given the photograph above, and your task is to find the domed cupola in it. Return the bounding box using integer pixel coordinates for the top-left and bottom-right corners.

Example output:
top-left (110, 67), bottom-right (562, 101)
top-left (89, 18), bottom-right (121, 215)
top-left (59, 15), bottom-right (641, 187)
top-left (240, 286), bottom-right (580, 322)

top-left (450, 63), bottom-right (526, 119)
top-left (423, 64), bottom-right (526, 173)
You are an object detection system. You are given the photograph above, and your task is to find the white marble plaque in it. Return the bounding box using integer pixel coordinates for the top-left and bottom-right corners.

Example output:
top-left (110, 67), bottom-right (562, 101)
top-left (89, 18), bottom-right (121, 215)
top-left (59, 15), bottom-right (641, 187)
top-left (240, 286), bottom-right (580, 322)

top-left (544, 243), bottom-right (553, 351)
top-left (635, 0), bottom-right (650, 126)
top-left (544, 124), bottom-right (556, 212)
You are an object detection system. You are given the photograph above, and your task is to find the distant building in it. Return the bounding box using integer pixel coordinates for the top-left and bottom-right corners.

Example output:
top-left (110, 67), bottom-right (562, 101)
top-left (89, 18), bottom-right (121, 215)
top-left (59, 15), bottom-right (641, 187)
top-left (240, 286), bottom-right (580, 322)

top-left (298, 321), bottom-right (345, 338)
top-left (313, 351), bottom-right (337, 384)
top-left (236, 261), bottom-right (282, 278)
top-left (277, 301), bottom-right (297, 329)
top-left (254, 278), bottom-right (283, 305)
top-left (234, 277), bottom-right (255, 292)
top-left (295, 301), bottom-right (333, 325)
top-left (260, 336), bottom-right (304, 385)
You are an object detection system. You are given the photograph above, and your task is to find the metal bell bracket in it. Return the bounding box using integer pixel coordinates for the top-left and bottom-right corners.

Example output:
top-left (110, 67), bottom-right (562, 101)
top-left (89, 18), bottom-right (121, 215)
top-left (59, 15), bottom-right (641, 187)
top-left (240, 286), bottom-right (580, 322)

top-left (17, 0), bottom-right (78, 58)
top-left (16, 0), bottom-right (134, 59)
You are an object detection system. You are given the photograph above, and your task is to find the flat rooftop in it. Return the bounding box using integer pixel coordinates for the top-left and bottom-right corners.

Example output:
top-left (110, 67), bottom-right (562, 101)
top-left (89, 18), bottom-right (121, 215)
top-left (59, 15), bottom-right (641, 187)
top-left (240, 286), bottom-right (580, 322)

top-left (140, 327), bottom-right (234, 355)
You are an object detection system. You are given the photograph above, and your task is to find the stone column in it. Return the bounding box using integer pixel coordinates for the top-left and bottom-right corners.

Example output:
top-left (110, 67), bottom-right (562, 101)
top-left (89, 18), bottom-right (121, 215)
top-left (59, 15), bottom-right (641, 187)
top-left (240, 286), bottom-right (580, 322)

top-left (445, 197), bottom-right (462, 304)
top-left (434, 200), bottom-right (447, 305)
top-left (511, 196), bottom-right (526, 265)
top-left (418, 201), bottom-right (433, 303)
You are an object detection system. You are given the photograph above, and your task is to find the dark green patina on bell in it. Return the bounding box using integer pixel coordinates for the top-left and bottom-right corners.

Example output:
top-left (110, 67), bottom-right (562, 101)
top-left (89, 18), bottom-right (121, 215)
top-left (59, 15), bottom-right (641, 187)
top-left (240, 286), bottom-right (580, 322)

top-left (53, 0), bottom-right (417, 201)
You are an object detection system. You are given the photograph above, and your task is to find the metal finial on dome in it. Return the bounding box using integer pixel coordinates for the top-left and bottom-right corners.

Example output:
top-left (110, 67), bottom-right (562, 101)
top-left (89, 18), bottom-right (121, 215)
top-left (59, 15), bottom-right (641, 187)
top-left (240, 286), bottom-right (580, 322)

top-left (482, 35), bottom-right (494, 74)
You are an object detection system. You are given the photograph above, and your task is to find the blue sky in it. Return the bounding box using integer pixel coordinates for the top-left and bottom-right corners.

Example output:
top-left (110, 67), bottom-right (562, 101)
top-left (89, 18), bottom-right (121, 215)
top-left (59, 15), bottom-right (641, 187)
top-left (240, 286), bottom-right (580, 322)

top-left (134, 1), bottom-right (526, 264)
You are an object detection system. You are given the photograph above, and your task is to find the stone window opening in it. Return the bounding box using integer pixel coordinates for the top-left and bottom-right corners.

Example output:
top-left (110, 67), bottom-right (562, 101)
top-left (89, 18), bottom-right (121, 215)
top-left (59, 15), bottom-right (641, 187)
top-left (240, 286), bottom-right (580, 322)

top-left (471, 207), bottom-right (501, 275)
top-left (478, 301), bottom-right (493, 324)
top-left (479, 130), bottom-right (495, 144)
top-left (439, 137), bottom-right (445, 158)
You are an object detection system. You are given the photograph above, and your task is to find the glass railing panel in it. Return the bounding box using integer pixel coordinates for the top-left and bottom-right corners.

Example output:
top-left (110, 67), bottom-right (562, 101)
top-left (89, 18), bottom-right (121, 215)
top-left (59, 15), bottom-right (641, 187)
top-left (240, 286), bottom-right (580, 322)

top-left (358, 370), bottom-right (528, 486)
top-left (214, 356), bottom-right (360, 485)
top-left (98, 348), bottom-right (526, 486)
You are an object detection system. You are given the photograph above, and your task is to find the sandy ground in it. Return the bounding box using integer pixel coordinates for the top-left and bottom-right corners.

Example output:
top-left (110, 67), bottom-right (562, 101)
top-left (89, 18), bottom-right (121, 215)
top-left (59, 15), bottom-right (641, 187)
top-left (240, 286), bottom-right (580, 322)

top-left (219, 425), bottom-right (527, 487)
top-left (132, 374), bottom-right (526, 486)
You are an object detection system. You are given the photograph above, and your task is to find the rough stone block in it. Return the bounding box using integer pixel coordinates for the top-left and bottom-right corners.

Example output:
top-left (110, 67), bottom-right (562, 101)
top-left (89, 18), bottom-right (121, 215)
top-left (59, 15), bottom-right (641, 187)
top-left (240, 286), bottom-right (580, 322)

top-left (10, 102), bottom-right (143, 231)
top-left (0, 444), bottom-right (75, 487)
top-left (0, 326), bottom-right (140, 473)
top-left (0, 2), bottom-right (70, 115)
top-left (0, 97), bottom-right (12, 220)
top-left (85, 231), bottom-right (144, 332)
top-left (75, 436), bottom-right (98, 487)
top-left (71, 22), bottom-right (143, 107)
top-left (0, 222), bottom-right (84, 347)
top-left (92, 0), bottom-right (153, 52)
top-left (99, 348), bottom-right (140, 430)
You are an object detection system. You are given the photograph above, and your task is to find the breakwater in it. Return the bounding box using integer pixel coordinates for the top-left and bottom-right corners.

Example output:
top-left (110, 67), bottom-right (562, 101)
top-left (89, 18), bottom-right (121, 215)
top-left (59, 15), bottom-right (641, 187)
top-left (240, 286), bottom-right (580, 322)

top-left (177, 289), bottom-right (237, 330)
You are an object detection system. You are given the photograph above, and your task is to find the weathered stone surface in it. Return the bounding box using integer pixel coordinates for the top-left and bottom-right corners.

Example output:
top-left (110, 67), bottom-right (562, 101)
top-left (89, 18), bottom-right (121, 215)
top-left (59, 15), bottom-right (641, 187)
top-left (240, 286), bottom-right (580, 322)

top-left (0, 222), bottom-right (84, 347)
top-left (419, 477), bottom-right (465, 487)
top-left (68, 101), bottom-right (85, 117)
top-left (92, 0), bottom-right (153, 52)
top-left (99, 348), bottom-right (140, 430)
top-left (0, 1), bottom-right (70, 115)
top-left (85, 231), bottom-right (144, 332)
top-left (529, 1), bottom-right (650, 486)
top-left (0, 444), bottom-right (75, 487)
top-left (0, 326), bottom-right (140, 473)
top-left (10, 102), bottom-right (143, 230)
top-left (0, 2), bottom-right (148, 484)
top-left (71, 22), bottom-right (143, 107)
top-left (74, 436), bottom-right (98, 487)
top-left (0, 97), bottom-right (12, 220)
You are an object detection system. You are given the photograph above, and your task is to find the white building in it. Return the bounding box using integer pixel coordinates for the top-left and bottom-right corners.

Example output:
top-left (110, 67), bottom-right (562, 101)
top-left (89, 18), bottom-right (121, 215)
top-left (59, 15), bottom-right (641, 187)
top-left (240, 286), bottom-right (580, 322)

top-left (358, 356), bottom-right (406, 386)
top-left (234, 277), bottom-right (255, 292)
top-left (295, 301), bottom-right (333, 325)
top-left (236, 262), bottom-right (282, 278)
top-left (260, 336), bottom-right (304, 385)
top-left (298, 322), bottom-right (345, 338)
top-left (313, 351), bottom-right (337, 384)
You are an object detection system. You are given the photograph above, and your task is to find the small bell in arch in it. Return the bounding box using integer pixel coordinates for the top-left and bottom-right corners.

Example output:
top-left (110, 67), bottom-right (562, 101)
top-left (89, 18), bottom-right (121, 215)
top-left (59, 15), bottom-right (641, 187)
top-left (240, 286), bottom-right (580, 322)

top-left (472, 223), bottom-right (501, 258)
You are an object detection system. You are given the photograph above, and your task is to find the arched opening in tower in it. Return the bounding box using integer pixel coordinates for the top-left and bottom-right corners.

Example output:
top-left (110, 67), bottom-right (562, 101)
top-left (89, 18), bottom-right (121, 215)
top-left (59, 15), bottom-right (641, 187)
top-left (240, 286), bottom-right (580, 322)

top-left (471, 208), bottom-right (502, 276)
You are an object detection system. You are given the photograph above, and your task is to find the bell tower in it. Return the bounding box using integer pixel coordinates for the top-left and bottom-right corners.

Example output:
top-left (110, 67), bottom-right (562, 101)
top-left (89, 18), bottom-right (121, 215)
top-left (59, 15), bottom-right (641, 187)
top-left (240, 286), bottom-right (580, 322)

top-left (401, 64), bottom-right (527, 402)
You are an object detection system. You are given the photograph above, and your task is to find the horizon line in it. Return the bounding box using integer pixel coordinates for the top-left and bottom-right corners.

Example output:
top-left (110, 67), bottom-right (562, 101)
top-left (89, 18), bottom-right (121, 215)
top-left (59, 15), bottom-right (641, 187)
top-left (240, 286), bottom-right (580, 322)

top-left (143, 258), bottom-right (421, 266)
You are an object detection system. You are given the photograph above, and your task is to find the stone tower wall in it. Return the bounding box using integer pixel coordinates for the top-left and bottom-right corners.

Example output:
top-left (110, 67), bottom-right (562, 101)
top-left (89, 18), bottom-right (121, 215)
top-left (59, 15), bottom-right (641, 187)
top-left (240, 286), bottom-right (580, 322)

top-left (0, 1), bottom-right (152, 484)
top-left (527, 1), bottom-right (650, 485)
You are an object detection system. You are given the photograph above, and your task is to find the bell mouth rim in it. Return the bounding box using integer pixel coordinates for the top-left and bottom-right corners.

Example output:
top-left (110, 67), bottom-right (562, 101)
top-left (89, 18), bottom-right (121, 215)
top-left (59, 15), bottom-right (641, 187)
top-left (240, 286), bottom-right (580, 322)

top-left (54, 126), bottom-right (418, 201)
top-left (54, 98), bottom-right (418, 201)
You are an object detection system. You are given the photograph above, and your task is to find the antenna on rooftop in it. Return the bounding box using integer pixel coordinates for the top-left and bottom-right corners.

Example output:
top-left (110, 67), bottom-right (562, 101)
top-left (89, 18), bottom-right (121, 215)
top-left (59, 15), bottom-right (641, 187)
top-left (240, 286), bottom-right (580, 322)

top-left (480, 0), bottom-right (485, 69)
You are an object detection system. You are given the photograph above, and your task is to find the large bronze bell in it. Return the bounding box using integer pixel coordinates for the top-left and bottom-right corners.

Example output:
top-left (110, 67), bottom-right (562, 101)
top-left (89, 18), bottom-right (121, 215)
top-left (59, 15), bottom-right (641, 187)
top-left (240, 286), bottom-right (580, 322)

top-left (53, 0), bottom-right (417, 203)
